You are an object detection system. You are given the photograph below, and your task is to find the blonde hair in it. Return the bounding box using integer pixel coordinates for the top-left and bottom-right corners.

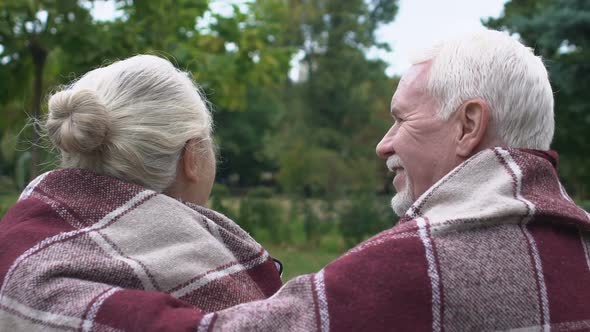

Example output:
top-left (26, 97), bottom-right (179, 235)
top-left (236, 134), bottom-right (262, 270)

top-left (45, 55), bottom-right (213, 192)
top-left (412, 29), bottom-right (554, 150)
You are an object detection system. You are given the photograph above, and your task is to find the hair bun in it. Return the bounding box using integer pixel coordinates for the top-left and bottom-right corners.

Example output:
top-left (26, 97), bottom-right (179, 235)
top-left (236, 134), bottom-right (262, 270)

top-left (47, 89), bottom-right (111, 154)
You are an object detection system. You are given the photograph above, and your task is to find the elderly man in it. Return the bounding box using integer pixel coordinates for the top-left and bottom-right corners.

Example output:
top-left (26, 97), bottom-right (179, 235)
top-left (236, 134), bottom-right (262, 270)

top-left (4, 29), bottom-right (589, 331)
top-left (194, 29), bottom-right (589, 331)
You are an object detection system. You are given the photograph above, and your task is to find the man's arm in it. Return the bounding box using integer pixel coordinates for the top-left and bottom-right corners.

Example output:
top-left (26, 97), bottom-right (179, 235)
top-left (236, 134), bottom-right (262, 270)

top-left (83, 226), bottom-right (429, 332)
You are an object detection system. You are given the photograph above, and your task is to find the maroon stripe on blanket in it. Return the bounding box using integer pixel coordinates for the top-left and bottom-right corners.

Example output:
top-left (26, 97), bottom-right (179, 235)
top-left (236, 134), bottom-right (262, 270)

top-left (179, 269), bottom-right (269, 311)
top-left (218, 229), bottom-right (264, 262)
top-left (95, 289), bottom-right (204, 332)
top-left (36, 169), bottom-right (147, 227)
top-left (324, 230), bottom-right (432, 331)
top-left (32, 186), bottom-right (87, 228)
top-left (0, 197), bottom-right (76, 286)
top-left (528, 222), bottom-right (590, 323)
top-left (344, 222), bottom-right (421, 257)
top-left (511, 150), bottom-right (590, 323)
top-left (246, 257), bottom-right (282, 297)
top-left (510, 150), bottom-right (589, 226)
top-left (511, 149), bottom-right (590, 322)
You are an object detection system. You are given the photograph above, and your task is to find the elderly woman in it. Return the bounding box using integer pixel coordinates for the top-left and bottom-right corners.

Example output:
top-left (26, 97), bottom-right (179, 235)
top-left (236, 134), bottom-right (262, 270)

top-left (0, 55), bottom-right (282, 330)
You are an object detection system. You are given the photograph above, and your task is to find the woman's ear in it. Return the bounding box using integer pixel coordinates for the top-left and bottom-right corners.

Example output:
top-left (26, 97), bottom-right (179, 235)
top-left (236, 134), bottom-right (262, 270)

top-left (181, 140), bottom-right (200, 183)
top-left (166, 139), bottom-right (215, 205)
top-left (455, 98), bottom-right (491, 158)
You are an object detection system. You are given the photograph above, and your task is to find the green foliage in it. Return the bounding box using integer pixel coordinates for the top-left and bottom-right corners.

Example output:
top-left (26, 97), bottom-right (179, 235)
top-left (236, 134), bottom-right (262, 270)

top-left (278, 144), bottom-right (356, 196)
top-left (214, 88), bottom-right (286, 186)
top-left (238, 187), bottom-right (285, 243)
top-left (0, 0), bottom-right (297, 187)
top-left (578, 200), bottom-right (590, 211)
top-left (271, 0), bottom-right (398, 199)
top-left (210, 189), bottom-right (394, 254)
top-left (338, 192), bottom-right (395, 247)
top-left (15, 151), bottom-right (30, 189)
top-left (285, 0), bottom-right (396, 133)
top-left (0, 192), bottom-right (18, 218)
top-left (0, 130), bottom-right (17, 171)
top-left (0, 0), bottom-right (108, 178)
top-left (576, 200), bottom-right (590, 211)
top-left (209, 183), bottom-right (238, 220)
top-left (0, 0), bottom-right (401, 259)
top-left (300, 199), bottom-right (323, 245)
top-left (264, 243), bottom-right (341, 281)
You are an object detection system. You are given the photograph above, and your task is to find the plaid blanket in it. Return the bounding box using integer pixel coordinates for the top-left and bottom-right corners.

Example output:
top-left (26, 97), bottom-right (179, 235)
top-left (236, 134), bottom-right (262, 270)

top-left (2, 147), bottom-right (590, 331)
top-left (193, 147), bottom-right (590, 332)
top-left (0, 169), bottom-right (282, 331)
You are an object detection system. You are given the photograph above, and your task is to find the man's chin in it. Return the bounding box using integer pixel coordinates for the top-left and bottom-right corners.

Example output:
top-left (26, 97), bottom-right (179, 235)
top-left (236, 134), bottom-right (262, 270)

top-left (390, 190), bottom-right (414, 217)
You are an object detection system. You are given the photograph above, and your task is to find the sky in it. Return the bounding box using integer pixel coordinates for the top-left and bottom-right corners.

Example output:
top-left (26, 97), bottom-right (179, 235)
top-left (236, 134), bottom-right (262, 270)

top-left (373, 0), bottom-right (508, 75)
top-left (89, 0), bottom-right (508, 76)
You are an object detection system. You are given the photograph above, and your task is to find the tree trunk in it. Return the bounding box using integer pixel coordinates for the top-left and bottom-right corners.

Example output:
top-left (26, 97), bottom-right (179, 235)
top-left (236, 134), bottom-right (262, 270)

top-left (29, 39), bottom-right (47, 180)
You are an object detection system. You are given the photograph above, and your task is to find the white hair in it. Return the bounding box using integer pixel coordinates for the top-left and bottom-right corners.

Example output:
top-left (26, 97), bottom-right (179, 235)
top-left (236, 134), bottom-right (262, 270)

top-left (45, 55), bottom-right (213, 192)
top-left (391, 178), bottom-right (413, 217)
top-left (413, 29), bottom-right (554, 150)
top-left (386, 155), bottom-right (414, 217)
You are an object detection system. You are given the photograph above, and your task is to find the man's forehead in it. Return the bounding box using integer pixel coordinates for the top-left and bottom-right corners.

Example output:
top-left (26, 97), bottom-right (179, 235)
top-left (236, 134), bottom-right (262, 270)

top-left (402, 62), bottom-right (430, 89)
top-left (390, 97), bottom-right (398, 113)
top-left (390, 96), bottom-right (409, 117)
top-left (390, 62), bottom-right (431, 113)
top-left (390, 87), bottom-right (407, 114)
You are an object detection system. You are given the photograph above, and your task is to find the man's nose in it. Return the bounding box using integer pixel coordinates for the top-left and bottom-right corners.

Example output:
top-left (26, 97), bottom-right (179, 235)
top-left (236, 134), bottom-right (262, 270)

top-left (376, 131), bottom-right (394, 160)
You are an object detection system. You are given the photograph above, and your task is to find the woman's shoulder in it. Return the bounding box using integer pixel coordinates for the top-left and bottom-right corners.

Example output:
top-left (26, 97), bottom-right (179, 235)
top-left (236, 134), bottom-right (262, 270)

top-left (1, 170), bottom-right (72, 237)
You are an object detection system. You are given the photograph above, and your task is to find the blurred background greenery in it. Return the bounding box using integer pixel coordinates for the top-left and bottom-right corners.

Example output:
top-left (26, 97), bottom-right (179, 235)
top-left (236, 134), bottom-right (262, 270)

top-left (0, 0), bottom-right (588, 281)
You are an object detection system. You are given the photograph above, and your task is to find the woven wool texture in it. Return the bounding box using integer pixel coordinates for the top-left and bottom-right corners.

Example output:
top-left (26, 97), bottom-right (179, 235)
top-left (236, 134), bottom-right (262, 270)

top-left (0, 169), bottom-right (282, 331)
top-left (2, 147), bottom-right (590, 331)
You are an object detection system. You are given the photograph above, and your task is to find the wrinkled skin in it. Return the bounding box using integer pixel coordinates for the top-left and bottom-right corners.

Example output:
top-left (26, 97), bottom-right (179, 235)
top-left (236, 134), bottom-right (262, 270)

top-left (376, 61), bottom-right (463, 203)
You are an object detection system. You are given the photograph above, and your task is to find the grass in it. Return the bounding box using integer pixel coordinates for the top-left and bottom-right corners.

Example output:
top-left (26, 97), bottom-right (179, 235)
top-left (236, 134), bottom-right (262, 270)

top-left (263, 243), bottom-right (343, 281)
top-left (0, 192), bottom-right (18, 217)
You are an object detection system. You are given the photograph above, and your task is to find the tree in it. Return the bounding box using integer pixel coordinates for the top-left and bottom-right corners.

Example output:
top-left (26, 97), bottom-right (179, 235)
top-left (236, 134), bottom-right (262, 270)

top-left (0, 0), bottom-right (103, 179)
top-left (0, 0), bottom-right (296, 186)
top-left (112, 0), bottom-right (296, 187)
top-left (485, 0), bottom-right (590, 198)
top-left (274, 0), bottom-right (398, 197)
top-left (201, 0), bottom-right (295, 186)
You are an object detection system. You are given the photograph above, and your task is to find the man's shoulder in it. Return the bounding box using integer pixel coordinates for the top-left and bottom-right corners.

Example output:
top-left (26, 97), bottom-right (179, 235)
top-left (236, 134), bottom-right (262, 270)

top-left (321, 216), bottom-right (590, 331)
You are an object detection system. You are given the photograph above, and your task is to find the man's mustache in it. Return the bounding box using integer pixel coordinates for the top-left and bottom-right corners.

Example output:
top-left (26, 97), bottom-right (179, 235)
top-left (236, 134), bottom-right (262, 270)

top-left (386, 155), bottom-right (404, 172)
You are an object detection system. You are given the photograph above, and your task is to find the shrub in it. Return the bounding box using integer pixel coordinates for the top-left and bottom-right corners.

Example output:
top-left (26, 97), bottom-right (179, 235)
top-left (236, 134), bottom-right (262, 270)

top-left (209, 183), bottom-right (238, 221)
top-left (238, 187), bottom-right (285, 244)
top-left (338, 191), bottom-right (396, 247)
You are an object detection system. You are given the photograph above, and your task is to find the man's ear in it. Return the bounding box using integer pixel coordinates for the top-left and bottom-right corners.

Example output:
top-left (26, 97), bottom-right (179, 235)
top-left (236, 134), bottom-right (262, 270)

top-left (455, 98), bottom-right (491, 158)
top-left (181, 140), bottom-right (200, 183)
